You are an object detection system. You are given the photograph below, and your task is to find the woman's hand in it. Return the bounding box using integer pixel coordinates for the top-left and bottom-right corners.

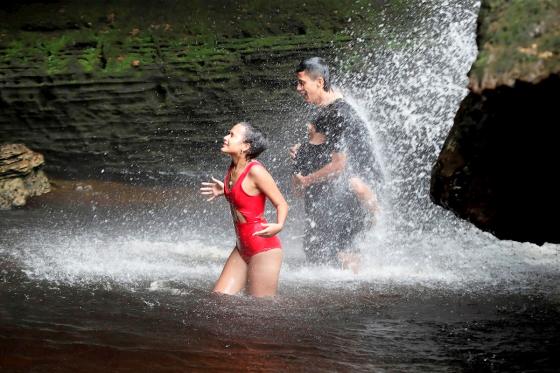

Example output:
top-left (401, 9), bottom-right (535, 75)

top-left (253, 223), bottom-right (283, 237)
top-left (200, 177), bottom-right (224, 201)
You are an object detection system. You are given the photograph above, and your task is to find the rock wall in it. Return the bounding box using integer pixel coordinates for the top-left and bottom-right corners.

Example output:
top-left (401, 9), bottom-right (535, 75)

top-left (431, 0), bottom-right (560, 244)
top-left (0, 1), bottom-right (395, 181)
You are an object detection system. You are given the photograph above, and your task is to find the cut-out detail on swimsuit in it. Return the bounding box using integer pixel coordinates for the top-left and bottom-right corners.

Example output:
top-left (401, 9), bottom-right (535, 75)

top-left (229, 204), bottom-right (247, 223)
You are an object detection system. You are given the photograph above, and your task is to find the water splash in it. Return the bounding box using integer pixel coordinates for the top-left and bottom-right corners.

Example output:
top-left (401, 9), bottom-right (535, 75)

top-left (9, 225), bottom-right (559, 292)
top-left (339, 0), bottom-right (480, 227)
top-left (5, 0), bottom-right (560, 291)
top-left (324, 0), bottom-right (560, 288)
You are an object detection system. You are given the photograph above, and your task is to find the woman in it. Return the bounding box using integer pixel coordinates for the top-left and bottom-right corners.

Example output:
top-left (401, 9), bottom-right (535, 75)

top-left (200, 122), bottom-right (288, 297)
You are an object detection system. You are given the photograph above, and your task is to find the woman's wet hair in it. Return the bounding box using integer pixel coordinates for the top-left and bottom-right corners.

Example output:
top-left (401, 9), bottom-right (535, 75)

top-left (296, 57), bottom-right (331, 92)
top-left (238, 121), bottom-right (268, 159)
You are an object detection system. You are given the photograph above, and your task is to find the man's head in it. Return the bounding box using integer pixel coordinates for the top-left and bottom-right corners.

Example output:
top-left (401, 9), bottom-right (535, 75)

top-left (296, 57), bottom-right (331, 105)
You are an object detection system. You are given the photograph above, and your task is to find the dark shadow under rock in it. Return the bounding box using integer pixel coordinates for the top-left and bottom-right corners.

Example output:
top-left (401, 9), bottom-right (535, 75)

top-left (431, 74), bottom-right (560, 245)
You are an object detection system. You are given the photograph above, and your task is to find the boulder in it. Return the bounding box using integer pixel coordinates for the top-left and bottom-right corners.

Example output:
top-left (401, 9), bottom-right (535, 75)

top-left (431, 0), bottom-right (560, 244)
top-left (0, 144), bottom-right (50, 209)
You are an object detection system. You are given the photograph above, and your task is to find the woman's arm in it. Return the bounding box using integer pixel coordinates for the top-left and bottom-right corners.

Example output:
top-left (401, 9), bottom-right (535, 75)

top-left (249, 166), bottom-right (288, 237)
top-left (200, 177), bottom-right (224, 201)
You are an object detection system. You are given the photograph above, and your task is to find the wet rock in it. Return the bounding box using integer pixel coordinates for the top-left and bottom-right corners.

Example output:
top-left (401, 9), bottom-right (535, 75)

top-left (0, 144), bottom-right (45, 176)
top-left (0, 144), bottom-right (50, 209)
top-left (431, 0), bottom-right (560, 244)
top-left (468, 0), bottom-right (560, 93)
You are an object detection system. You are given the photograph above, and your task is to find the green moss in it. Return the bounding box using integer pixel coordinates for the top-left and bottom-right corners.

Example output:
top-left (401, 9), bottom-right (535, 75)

top-left (2, 39), bottom-right (26, 62)
top-left (0, 0), bottom-right (414, 77)
top-left (470, 51), bottom-right (489, 78)
top-left (78, 47), bottom-right (99, 72)
top-left (473, 0), bottom-right (560, 86)
top-left (38, 35), bottom-right (71, 74)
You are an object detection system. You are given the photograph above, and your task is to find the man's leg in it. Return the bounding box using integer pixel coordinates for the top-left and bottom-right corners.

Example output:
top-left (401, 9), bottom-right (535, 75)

top-left (303, 211), bottom-right (332, 264)
top-left (349, 177), bottom-right (380, 216)
top-left (334, 209), bottom-right (368, 274)
top-left (337, 250), bottom-right (361, 274)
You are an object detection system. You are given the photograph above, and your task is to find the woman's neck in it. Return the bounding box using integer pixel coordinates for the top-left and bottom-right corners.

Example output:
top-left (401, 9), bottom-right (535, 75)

top-left (231, 155), bottom-right (249, 168)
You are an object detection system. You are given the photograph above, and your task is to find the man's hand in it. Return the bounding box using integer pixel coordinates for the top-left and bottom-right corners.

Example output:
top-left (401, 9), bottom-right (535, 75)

top-left (291, 174), bottom-right (304, 197)
top-left (292, 173), bottom-right (309, 189)
top-left (289, 143), bottom-right (301, 160)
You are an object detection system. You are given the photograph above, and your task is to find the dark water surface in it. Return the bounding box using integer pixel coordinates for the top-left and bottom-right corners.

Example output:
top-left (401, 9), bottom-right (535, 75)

top-left (2, 273), bottom-right (560, 372)
top-left (1, 182), bottom-right (560, 372)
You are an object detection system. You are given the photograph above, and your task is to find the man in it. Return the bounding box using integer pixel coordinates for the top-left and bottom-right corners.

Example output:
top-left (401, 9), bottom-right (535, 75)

top-left (291, 57), bottom-right (380, 271)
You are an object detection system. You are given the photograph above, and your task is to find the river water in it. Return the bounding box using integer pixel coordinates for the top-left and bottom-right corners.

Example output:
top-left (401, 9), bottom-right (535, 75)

top-left (2, 1), bottom-right (560, 372)
top-left (1, 190), bottom-right (560, 372)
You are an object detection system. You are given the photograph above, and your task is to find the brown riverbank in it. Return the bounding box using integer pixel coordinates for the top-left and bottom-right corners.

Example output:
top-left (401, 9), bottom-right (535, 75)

top-left (26, 178), bottom-right (201, 208)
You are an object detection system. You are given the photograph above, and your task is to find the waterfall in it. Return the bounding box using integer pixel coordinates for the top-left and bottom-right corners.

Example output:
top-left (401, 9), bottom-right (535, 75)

top-left (5, 0), bottom-right (560, 290)
top-left (292, 0), bottom-right (560, 289)
top-left (338, 0), bottom-right (480, 229)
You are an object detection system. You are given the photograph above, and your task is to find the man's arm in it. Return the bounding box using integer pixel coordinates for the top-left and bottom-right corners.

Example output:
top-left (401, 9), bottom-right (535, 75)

top-left (295, 151), bottom-right (346, 188)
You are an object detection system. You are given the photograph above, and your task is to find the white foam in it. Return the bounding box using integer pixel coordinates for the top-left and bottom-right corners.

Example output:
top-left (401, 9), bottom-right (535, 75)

top-left (10, 225), bottom-right (559, 290)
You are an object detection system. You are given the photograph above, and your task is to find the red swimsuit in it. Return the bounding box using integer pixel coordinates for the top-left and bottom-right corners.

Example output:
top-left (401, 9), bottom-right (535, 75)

top-left (224, 160), bottom-right (282, 263)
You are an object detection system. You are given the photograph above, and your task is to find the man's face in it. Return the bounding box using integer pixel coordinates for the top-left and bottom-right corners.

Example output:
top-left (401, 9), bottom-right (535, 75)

top-left (296, 71), bottom-right (324, 105)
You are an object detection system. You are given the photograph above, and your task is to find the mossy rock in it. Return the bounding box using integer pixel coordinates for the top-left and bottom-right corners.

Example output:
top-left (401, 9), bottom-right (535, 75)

top-left (470, 0), bottom-right (560, 92)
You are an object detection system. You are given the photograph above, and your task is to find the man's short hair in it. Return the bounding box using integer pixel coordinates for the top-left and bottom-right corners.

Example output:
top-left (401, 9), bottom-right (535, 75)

top-left (296, 57), bottom-right (331, 92)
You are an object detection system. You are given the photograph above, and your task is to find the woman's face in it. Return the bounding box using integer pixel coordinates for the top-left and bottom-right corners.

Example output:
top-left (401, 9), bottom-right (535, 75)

top-left (221, 123), bottom-right (249, 155)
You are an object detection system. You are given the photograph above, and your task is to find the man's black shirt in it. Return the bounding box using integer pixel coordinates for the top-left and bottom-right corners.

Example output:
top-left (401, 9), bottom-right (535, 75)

top-left (312, 98), bottom-right (379, 182)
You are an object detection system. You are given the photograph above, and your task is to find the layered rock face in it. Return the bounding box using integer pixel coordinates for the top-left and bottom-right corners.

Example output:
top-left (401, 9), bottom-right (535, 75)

top-left (431, 0), bottom-right (560, 244)
top-left (0, 1), bottom-right (388, 180)
top-left (0, 144), bottom-right (50, 209)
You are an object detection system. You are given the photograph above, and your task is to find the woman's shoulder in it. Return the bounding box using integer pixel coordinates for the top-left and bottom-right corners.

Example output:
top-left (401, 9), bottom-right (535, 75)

top-left (247, 160), bottom-right (269, 177)
top-left (249, 159), bottom-right (265, 167)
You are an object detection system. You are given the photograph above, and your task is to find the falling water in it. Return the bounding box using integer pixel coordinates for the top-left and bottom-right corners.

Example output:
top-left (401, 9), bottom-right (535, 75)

top-left (2, 0), bottom-right (559, 292)
top-left (318, 0), bottom-right (560, 289)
